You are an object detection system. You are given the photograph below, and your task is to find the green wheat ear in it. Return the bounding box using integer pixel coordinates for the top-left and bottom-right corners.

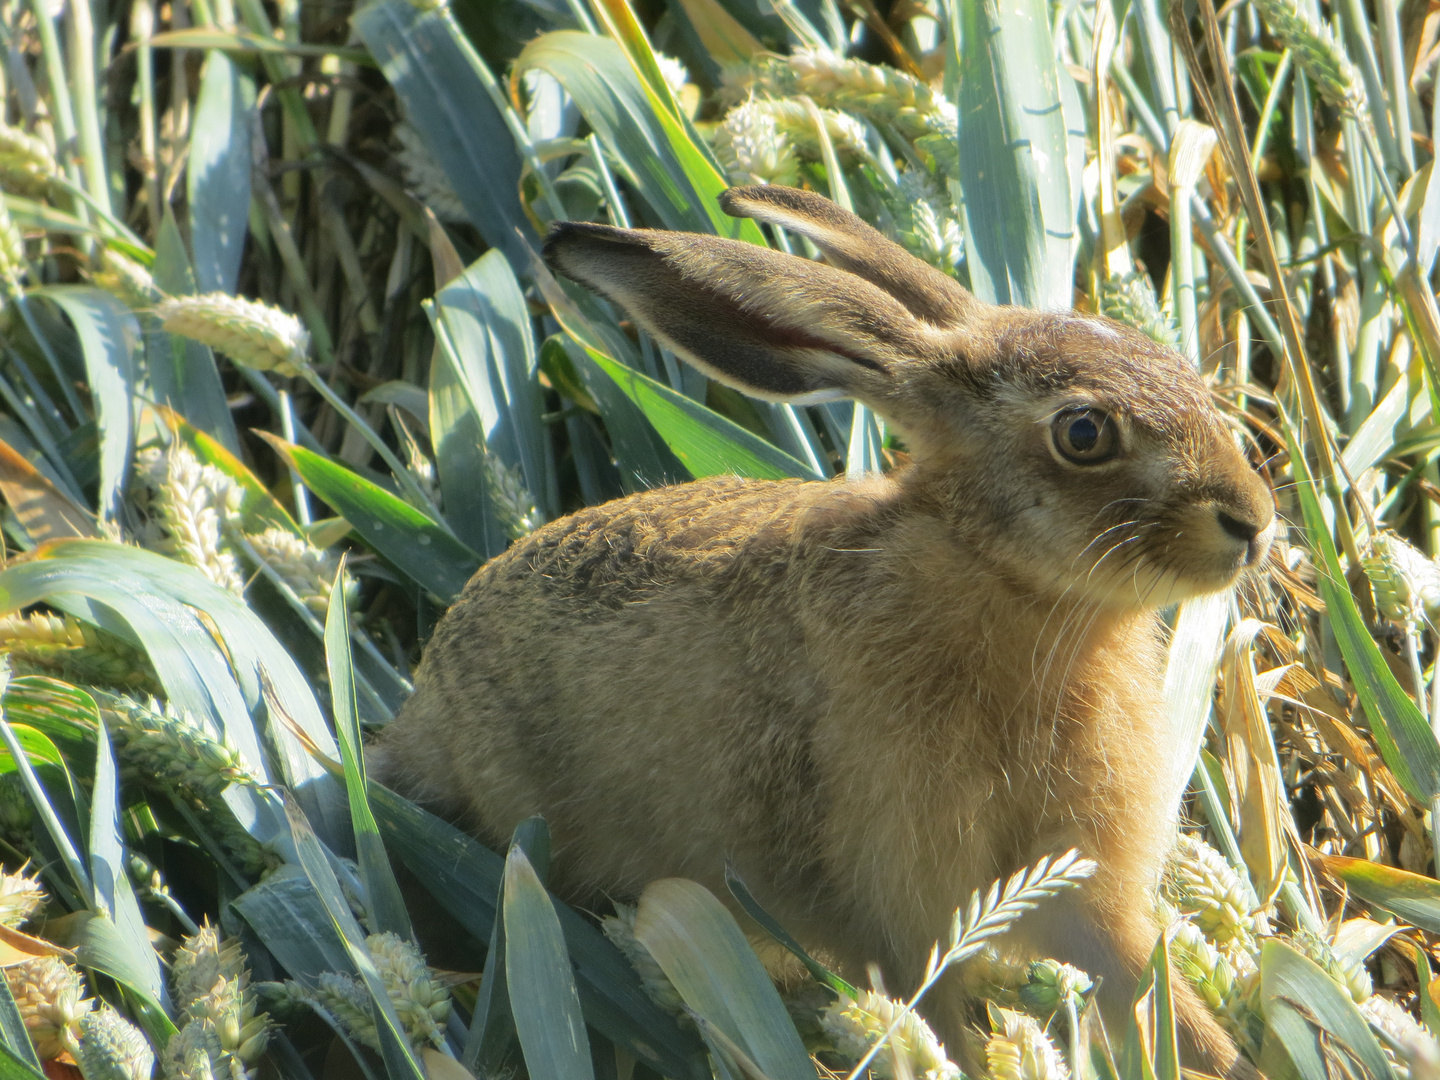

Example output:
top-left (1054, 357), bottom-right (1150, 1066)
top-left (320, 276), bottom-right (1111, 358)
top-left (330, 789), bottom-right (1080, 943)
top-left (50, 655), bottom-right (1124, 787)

top-left (395, 124), bottom-right (468, 224)
top-left (1098, 272), bottom-right (1180, 350)
top-left (749, 49), bottom-right (953, 144)
top-left (7, 955), bottom-right (92, 1060)
top-left (244, 526), bottom-right (357, 621)
top-left (1361, 994), bottom-right (1440, 1077)
top-left (0, 197), bottom-right (25, 287)
top-left (97, 692), bottom-right (258, 798)
top-left (602, 903), bottom-right (688, 1017)
top-left (1169, 920), bottom-right (1262, 1054)
top-left (986, 1005), bottom-right (1070, 1080)
top-left (1018, 958), bottom-right (1092, 1017)
top-left (95, 248), bottom-right (162, 310)
top-left (714, 99), bottom-right (801, 187)
top-left (0, 612), bottom-right (159, 693)
top-left (167, 923), bottom-right (271, 1080)
top-left (1363, 530), bottom-right (1440, 627)
top-left (365, 932), bottom-right (452, 1050)
top-left (1163, 833), bottom-right (1269, 959)
top-left (0, 123), bottom-right (58, 195)
top-left (153, 293), bottom-right (310, 378)
top-left (0, 867), bottom-right (46, 929)
top-left (137, 443), bottom-right (246, 594)
top-left (276, 934), bottom-right (450, 1052)
top-left (78, 1007), bottom-right (155, 1080)
top-left (821, 987), bottom-right (962, 1080)
top-left (1249, 0), bottom-right (1366, 117)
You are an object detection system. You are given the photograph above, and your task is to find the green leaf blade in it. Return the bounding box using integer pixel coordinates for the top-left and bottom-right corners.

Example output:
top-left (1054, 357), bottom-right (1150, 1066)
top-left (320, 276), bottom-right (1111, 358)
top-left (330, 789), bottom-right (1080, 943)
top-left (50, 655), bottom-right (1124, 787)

top-left (504, 846), bottom-right (595, 1080)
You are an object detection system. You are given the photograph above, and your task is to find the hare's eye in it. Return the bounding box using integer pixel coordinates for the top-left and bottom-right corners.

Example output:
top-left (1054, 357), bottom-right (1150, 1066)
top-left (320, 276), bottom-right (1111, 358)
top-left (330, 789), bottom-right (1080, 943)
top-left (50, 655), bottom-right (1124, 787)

top-left (1051, 408), bottom-right (1118, 465)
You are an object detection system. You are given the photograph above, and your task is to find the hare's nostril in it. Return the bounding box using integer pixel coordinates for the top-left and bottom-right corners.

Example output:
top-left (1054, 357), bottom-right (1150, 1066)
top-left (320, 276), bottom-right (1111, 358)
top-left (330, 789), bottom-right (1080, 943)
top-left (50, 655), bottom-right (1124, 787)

top-left (1217, 509), bottom-right (1260, 544)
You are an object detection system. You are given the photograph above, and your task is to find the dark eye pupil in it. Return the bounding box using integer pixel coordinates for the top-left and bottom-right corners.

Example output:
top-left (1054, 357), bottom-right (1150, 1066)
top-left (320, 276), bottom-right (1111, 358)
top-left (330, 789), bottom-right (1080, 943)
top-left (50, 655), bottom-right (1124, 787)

top-left (1068, 416), bottom-right (1099, 452)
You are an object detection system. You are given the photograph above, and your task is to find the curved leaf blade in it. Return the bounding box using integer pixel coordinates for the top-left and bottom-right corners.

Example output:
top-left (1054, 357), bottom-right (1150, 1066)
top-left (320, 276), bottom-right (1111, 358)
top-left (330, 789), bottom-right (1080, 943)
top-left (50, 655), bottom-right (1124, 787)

top-left (327, 556), bottom-right (410, 939)
top-left (504, 847), bottom-right (595, 1080)
top-left (515, 31), bottom-right (763, 242)
top-left (354, 1), bottom-right (533, 267)
top-left (1319, 854), bottom-right (1440, 934)
top-left (1260, 939), bottom-right (1396, 1080)
top-left (0, 540), bottom-right (345, 845)
top-left (951, 0), bottom-right (1074, 309)
top-left (30, 288), bottom-right (138, 526)
top-left (585, 348), bottom-right (819, 481)
top-left (363, 784), bottom-right (708, 1079)
top-left (261, 436), bottom-right (481, 602)
top-left (633, 878), bottom-right (817, 1080)
top-left (188, 53), bottom-right (254, 294)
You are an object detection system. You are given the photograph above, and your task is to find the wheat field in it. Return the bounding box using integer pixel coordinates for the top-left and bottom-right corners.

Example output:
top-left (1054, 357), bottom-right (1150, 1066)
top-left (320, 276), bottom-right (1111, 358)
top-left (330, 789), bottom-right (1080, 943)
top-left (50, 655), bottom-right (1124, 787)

top-left (0, 0), bottom-right (1427, 1077)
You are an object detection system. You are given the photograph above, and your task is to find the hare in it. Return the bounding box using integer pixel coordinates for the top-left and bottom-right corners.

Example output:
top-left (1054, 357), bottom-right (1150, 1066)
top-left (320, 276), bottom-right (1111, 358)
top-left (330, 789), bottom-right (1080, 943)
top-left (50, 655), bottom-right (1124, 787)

top-left (373, 185), bottom-right (1274, 1077)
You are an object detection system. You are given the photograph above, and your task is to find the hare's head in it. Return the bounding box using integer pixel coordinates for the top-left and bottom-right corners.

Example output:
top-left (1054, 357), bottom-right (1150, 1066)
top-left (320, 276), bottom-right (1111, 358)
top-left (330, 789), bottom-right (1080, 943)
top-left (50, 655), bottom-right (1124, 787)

top-left (544, 186), bottom-right (1275, 610)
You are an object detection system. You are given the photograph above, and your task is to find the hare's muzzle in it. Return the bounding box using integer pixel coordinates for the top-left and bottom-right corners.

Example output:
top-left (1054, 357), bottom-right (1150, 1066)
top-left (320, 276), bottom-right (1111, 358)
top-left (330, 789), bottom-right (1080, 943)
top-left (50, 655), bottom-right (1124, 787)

top-left (1198, 462), bottom-right (1277, 580)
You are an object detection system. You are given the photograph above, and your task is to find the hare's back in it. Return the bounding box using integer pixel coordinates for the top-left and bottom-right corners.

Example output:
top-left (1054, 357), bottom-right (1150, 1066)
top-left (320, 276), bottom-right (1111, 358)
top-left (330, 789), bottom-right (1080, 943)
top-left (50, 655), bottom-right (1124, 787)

top-left (475, 473), bottom-right (815, 605)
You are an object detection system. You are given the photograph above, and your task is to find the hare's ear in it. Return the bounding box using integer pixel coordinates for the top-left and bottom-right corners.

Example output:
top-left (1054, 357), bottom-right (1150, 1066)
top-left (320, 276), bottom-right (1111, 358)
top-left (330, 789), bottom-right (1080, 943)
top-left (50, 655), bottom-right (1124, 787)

top-left (720, 185), bottom-right (977, 327)
top-left (544, 221), bottom-right (944, 406)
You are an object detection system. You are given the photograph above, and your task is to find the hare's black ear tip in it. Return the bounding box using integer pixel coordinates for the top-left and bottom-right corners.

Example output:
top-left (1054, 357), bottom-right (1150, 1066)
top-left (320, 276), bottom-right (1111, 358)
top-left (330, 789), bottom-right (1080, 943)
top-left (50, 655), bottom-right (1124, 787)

top-left (720, 184), bottom-right (794, 217)
top-left (719, 186), bottom-right (760, 214)
top-left (541, 221), bottom-right (578, 271)
top-left (542, 220), bottom-right (627, 273)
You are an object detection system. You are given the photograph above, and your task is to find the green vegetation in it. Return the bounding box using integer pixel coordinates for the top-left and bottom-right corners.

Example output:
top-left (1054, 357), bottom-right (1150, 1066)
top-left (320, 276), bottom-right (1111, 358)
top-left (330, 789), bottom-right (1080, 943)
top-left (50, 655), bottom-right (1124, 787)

top-left (0, 0), bottom-right (1430, 1077)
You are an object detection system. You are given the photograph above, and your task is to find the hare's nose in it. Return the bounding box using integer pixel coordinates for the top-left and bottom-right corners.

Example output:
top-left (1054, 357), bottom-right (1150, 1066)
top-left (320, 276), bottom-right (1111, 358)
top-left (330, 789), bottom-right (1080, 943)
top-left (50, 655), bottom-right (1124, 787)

top-left (1217, 509), bottom-right (1274, 564)
top-left (1217, 510), bottom-right (1258, 543)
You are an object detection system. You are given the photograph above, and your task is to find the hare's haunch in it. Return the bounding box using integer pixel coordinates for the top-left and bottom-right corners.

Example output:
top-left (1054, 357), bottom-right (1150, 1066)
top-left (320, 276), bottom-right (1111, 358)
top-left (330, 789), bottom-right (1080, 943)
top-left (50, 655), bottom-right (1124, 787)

top-left (374, 185), bottom-right (1274, 1078)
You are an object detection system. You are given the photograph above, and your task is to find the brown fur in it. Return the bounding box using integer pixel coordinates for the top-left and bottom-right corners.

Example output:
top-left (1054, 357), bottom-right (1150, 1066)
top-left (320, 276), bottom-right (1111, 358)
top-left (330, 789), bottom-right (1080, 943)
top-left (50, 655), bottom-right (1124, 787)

top-left (373, 187), bottom-right (1275, 1078)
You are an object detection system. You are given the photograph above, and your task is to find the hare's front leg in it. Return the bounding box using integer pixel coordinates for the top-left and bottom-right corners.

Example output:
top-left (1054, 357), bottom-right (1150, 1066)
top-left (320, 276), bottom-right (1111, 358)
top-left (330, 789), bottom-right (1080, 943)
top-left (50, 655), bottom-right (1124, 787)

top-left (1025, 884), bottom-right (1253, 1080)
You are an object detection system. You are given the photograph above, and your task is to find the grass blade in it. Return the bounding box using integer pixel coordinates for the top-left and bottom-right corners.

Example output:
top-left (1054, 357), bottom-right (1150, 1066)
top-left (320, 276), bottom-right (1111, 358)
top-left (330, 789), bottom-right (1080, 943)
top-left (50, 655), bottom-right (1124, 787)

top-left (326, 555), bottom-right (410, 939)
top-left (1289, 434), bottom-right (1440, 802)
top-left (187, 53), bottom-right (254, 293)
top-left (0, 540), bottom-right (346, 842)
top-left (261, 435), bottom-right (480, 603)
top-left (30, 287), bottom-right (138, 526)
top-left (585, 347), bottom-right (820, 481)
top-left (232, 869), bottom-right (355, 979)
top-left (433, 251), bottom-right (553, 518)
top-left (0, 978), bottom-right (39, 1072)
top-left (949, 0), bottom-right (1074, 308)
top-left (568, 341), bottom-right (689, 491)
top-left (504, 846), bottom-right (595, 1080)
top-left (429, 334), bottom-right (496, 555)
top-left (1162, 593), bottom-right (1228, 806)
top-left (633, 878), bottom-right (817, 1080)
top-left (723, 864), bottom-right (856, 998)
top-left (147, 209), bottom-right (240, 453)
top-left (354, 0), bottom-right (533, 267)
top-left (1260, 939), bottom-right (1396, 1080)
top-left (515, 31), bottom-right (764, 242)
top-left (87, 715), bottom-right (165, 1005)
top-left (364, 783), bottom-right (709, 1079)
top-left (282, 795), bottom-right (428, 1080)
top-left (1318, 854), bottom-right (1440, 934)
top-left (0, 1037), bottom-right (48, 1080)
top-left (0, 436), bottom-right (94, 543)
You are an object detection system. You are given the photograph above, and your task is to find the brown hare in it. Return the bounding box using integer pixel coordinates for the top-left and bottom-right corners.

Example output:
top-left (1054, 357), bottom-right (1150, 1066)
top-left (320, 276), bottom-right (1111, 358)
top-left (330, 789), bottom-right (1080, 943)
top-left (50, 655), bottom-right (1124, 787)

top-left (373, 185), bottom-right (1274, 1078)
